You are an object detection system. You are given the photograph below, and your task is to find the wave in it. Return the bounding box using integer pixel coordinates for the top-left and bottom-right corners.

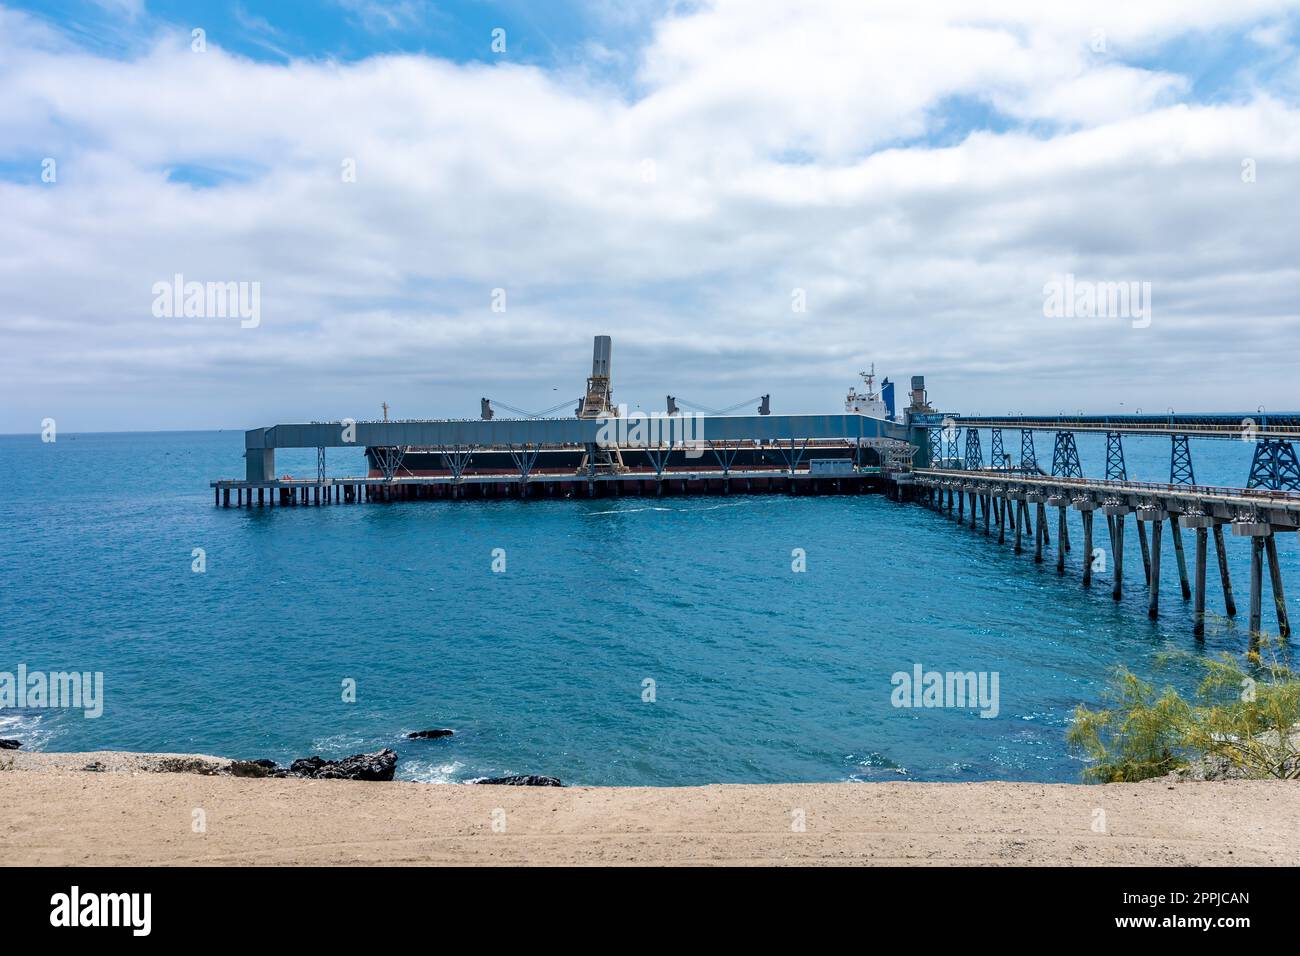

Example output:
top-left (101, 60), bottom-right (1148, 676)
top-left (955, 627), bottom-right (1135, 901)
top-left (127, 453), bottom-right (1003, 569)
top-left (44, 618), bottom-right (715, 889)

top-left (398, 759), bottom-right (467, 784)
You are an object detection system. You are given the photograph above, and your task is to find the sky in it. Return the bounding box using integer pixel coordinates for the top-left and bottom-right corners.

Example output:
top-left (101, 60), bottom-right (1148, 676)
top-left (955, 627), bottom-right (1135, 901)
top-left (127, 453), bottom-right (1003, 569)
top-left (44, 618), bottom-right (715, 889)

top-left (1, 0), bottom-right (1299, 432)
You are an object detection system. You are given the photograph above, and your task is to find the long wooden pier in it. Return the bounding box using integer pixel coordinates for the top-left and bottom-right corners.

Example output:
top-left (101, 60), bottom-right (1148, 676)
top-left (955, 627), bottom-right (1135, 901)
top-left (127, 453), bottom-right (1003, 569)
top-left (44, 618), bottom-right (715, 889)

top-left (910, 468), bottom-right (1298, 645)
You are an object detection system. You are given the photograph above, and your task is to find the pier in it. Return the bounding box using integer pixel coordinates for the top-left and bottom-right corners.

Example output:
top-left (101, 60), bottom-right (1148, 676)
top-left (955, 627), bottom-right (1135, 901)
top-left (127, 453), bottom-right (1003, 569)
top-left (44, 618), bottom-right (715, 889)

top-left (911, 415), bottom-right (1300, 647)
top-left (207, 333), bottom-right (1298, 647)
top-left (211, 412), bottom-right (920, 504)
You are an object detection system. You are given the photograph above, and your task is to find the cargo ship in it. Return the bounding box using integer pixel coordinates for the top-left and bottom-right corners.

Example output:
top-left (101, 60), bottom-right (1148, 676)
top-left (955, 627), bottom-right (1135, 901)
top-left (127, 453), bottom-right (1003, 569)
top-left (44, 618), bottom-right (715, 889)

top-left (366, 338), bottom-right (899, 478)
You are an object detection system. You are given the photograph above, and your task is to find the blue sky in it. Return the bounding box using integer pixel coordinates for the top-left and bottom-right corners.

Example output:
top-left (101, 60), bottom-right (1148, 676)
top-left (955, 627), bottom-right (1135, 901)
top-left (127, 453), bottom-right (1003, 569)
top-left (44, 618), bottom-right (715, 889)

top-left (1, 1), bottom-right (1299, 431)
top-left (9, 0), bottom-right (667, 71)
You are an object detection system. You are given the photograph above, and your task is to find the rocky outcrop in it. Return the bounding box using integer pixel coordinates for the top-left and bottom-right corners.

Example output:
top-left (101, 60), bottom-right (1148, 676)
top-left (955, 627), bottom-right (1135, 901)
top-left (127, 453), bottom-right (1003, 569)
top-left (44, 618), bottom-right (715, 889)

top-left (0, 739), bottom-right (20, 750)
top-left (228, 758), bottom-right (279, 778)
top-left (407, 729), bottom-right (454, 739)
top-left (474, 774), bottom-right (563, 787)
top-left (285, 749), bottom-right (398, 782)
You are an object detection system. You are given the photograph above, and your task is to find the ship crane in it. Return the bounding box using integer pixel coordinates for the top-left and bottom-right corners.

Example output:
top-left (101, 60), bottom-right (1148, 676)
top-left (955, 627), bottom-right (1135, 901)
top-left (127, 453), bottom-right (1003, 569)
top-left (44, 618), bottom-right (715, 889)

top-left (668, 395), bottom-right (770, 416)
top-left (481, 396), bottom-right (580, 420)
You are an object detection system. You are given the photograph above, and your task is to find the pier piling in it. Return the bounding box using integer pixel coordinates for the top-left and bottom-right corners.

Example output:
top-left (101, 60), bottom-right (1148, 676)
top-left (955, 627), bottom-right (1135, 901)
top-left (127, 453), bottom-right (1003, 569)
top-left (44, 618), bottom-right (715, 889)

top-left (1147, 515), bottom-right (1163, 620)
top-left (1264, 534), bottom-right (1291, 640)
top-left (1214, 524), bottom-right (1237, 617)
top-left (1170, 517), bottom-right (1191, 600)
top-left (1194, 527), bottom-right (1208, 638)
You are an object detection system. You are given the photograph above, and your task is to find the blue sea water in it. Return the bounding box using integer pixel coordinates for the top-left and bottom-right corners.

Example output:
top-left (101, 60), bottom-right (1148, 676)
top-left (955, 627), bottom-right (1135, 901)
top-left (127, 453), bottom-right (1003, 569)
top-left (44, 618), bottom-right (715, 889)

top-left (0, 430), bottom-right (1294, 785)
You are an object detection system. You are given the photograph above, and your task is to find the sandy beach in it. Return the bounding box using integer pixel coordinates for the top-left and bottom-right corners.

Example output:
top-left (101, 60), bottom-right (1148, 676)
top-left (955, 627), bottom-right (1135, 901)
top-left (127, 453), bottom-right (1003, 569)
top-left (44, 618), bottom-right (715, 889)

top-left (1, 751), bottom-right (1297, 866)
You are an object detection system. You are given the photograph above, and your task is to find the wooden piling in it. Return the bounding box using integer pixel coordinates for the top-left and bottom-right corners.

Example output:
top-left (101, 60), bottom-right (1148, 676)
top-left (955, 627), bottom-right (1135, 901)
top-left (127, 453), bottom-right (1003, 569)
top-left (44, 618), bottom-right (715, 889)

top-left (1014, 501), bottom-right (1024, 554)
top-left (1082, 510), bottom-right (1094, 587)
top-left (1034, 502), bottom-right (1045, 563)
top-left (1170, 516), bottom-right (1191, 600)
top-left (1056, 506), bottom-right (1066, 574)
top-left (1264, 533), bottom-right (1291, 641)
top-left (1136, 520), bottom-right (1152, 586)
top-left (1194, 527), bottom-right (1208, 639)
top-left (1111, 514), bottom-right (1125, 601)
top-left (1148, 518), bottom-right (1163, 619)
top-left (1249, 536), bottom-right (1264, 647)
top-left (1213, 524), bottom-right (1236, 617)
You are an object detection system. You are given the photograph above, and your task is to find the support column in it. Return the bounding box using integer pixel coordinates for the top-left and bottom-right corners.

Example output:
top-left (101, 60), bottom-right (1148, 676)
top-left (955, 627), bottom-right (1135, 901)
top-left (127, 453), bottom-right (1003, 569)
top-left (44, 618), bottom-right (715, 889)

top-left (1013, 498), bottom-right (1025, 554)
top-left (1194, 528), bottom-right (1208, 638)
top-left (222, 488), bottom-right (230, 508)
top-left (1141, 510), bottom-right (1164, 619)
top-left (1169, 516), bottom-right (1191, 600)
top-left (1103, 503), bottom-right (1131, 601)
top-left (1213, 524), bottom-right (1237, 616)
top-left (1136, 520), bottom-right (1152, 586)
top-left (1264, 533), bottom-right (1291, 640)
top-left (1034, 499), bottom-right (1046, 564)
top-left (1081, 509), bottom-right (1094, 587)
top-left (1250, 536), bottom-right (1264, 643)
top-left (1181, 513), bottom-right (1214, 639)
top-left (1045, 502), bottom-right (1066, 574)
top-left (1113, 514), bottom-right (1126, 601)
top-left (1074, 498), bottom-right (1097, 587)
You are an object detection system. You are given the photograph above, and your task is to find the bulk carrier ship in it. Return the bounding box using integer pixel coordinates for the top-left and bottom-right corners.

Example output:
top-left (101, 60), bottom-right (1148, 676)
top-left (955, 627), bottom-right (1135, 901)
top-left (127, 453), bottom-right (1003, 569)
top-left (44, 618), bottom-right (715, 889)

top-left (365, 337), bottom-right (909, 478)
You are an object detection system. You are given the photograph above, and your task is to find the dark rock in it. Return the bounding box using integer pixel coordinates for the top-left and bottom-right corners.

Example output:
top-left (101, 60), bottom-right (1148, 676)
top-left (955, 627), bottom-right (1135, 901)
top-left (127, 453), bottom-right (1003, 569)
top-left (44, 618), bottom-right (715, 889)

top-left (229, 759), bottom-right (278, 778)
top-left (406, 729), bottom-right (454, 739)
top-left (474, 774), bottom-right (563, 787)
top-left (83, 761), bottom-right (105, 772)
top-left (0, 739), bottom-right (20, 750)
top-left (287, 749), bottom-right (397, 782)
top-left (288, 756), bottom-right (328, 776)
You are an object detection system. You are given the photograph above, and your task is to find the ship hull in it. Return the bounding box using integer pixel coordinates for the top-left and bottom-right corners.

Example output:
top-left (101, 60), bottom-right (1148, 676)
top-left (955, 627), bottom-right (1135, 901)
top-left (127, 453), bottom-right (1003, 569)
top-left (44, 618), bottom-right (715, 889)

top-left (366, 443), bottom-right (880, 477)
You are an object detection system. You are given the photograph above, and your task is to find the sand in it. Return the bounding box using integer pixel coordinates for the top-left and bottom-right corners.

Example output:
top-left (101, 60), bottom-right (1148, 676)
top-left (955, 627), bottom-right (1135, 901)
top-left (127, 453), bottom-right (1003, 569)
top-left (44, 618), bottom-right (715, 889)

top-left (1, 751), bottom-right (1296, 866)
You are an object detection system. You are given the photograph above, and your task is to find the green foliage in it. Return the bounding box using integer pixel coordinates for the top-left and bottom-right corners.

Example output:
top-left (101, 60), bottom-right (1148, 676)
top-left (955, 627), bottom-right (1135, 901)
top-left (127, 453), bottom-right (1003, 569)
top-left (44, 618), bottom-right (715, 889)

top-left (1068, 646), bottom-right (1300, 782)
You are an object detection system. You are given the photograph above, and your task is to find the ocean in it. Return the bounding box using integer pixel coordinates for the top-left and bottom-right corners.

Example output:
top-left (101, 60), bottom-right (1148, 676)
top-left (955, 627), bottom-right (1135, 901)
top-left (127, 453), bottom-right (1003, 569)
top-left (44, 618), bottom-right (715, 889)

top-left (0, 429), bottom-right (1292, 785)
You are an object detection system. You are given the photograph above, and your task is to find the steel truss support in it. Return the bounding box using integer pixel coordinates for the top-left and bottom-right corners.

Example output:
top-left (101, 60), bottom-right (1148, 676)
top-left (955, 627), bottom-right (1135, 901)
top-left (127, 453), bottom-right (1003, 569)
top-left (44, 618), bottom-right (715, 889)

top-left (1051, 431), bottom-right (1083, 478)
top-left (1104, 431), bottom-right (1127, 481)
top-left (442, 445), bottom-right (474, 494)
top-left (964, 429), bottom-right (983, 470)
top-left (990, 428), bottom-right (1005, 469)
top-left (1170, 434), bottom-right (1196, 485)
top-left (707, 440), bottom-right (741, 476)
top-left (317, 447), bottom-right (327, 485)
top-left (928, 428), bottom-right (943, 468)
top-left (507, 443), bottom-right (540, 495)
top-left (645, 441), bottom-right (675, 480)
top-left (775, 436), bottom-right (810, 476)
top-left (1246, 439), bottom-right (1300, 491)
top-left (1020, 430), bottom-right (1037, 472)
top-left (374, 445), bottom-right (408, 482)
top-left (944, 426), bottom-right (962, 469)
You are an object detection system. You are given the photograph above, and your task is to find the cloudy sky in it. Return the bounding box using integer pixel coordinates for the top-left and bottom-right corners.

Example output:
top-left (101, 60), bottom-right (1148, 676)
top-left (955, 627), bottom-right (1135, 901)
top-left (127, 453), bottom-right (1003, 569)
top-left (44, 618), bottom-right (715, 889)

top-left (2, 0), bottom-right (1298, 432)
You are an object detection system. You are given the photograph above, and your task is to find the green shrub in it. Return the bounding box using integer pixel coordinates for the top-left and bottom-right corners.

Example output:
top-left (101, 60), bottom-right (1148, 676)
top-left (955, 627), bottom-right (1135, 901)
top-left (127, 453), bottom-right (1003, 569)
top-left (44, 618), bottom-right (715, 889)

top-left (1068, 647), bottom-right (1300, 782)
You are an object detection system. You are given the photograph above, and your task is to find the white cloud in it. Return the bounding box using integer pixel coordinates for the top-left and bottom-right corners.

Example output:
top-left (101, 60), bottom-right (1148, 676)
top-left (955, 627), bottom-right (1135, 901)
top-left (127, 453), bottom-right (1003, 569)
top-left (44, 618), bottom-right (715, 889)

top-left (0, 1), bottom-right (1298, 431)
